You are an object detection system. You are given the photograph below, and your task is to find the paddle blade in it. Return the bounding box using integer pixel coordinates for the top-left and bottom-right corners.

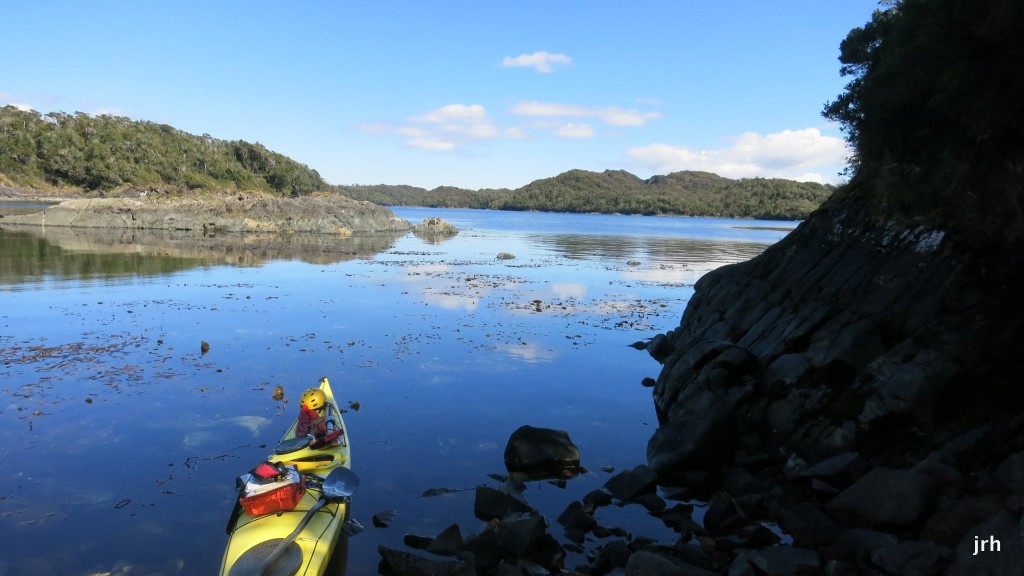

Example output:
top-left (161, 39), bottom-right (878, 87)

top-left (322, 467), bottom-right (359, 500)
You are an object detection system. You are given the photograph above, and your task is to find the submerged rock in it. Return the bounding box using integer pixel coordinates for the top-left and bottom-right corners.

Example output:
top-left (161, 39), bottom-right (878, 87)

top-left (372, 509), bottom-right (397, 528)
top-left (556, 501), bottom-right (596, 543)
top-left (377, 546), bottom-right (462, 575)
top-left (602, 464), bottom-right (658, 501)
top-left (382, 481), bottom-right (566, 575)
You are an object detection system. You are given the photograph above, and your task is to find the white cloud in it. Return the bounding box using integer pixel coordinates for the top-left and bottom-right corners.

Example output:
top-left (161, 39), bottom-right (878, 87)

top-left (510, 101), bottom-right (662, 127)
top-left (414, 104), bottom-right (498, 140)
top-left (361, 97), bottom-right (665, 151)
top-left (414, 104), bottom-right (487, 123)
top-left (557, 123), bottom-right (596, 139)
top-left (504, 127), bottom-right (528, 139)
top-left (396, 126), bottom-right (426, 137)
top-left (362, 98), bottom-right (661, 152)
top-left (405, 138), bottom-right (456, 151)
top-left (501, 51), bottom-right (572, 73)
top-left (601, 108), bottom-right (662, 127)
top-left (510, 101), bottom-right (587, 117)
top-left (354, 123), bottom-right (388, 134)
top-left (627, 128), bottom-right (850, 184)
top-left (361, 103), bottom-right (505, 152)
top-left (8, 103), bottom-right (34, 112)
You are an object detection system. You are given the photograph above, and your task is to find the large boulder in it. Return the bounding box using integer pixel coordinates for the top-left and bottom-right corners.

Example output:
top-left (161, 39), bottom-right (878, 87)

top-left (646, 389), bottom-right (736, 479)
top-left (504, 425), bottom-right (580, 479)
top-left (825, 467), bottom-right (937, 528)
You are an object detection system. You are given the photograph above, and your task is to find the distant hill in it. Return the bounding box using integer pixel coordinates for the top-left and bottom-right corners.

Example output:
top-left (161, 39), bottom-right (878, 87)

top-left (337, 169), bottom-right (835, 220)
top-left (0, 105), bottom-right (327, 197)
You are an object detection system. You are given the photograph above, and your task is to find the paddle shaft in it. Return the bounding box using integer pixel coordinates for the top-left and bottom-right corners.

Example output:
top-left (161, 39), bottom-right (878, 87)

top-left (256, 498), bottom-right (328, 576)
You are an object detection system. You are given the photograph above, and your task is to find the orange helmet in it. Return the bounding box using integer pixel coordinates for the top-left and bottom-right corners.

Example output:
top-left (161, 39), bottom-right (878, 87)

top-left (300, 388), bottom-right (326, 411)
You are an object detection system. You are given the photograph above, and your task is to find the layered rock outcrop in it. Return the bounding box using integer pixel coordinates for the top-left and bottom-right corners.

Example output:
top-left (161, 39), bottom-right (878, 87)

top-left (644, 192), bottom-right (1024, 573)
top-left (0, 192), bottom-right (411, 235)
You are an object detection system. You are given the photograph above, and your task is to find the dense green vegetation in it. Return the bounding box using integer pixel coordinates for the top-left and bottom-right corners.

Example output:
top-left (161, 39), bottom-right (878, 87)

top-left (823, 0), bottom-right (1023, 243)
top-left (0, 106), bottom-right (327, 196)
top-left (337, 170), bottom-right (833, 220)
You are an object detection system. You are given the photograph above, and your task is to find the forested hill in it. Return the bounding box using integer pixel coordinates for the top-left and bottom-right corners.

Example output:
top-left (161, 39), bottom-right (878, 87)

top-left (337, 169), bottom-right (835, 220)
top-left (1, 104), bottom-right (834, 220)
top-left (0, 106), bottom-right (327, 197)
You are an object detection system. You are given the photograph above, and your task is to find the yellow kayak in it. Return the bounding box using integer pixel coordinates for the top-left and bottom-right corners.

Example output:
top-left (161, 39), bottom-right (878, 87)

top-left (220, 377), bottom-right (353, 576)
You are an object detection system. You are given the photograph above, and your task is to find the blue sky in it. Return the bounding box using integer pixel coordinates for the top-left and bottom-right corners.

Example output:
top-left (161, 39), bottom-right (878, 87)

top-left (2, 1), bottom-right (881, 190)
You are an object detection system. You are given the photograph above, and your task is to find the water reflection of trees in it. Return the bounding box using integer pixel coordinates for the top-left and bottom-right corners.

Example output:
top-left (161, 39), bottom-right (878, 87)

top-left (0, 225), bottom-right (405, 283)
top-left (528, 233), bottom-right (772, 267)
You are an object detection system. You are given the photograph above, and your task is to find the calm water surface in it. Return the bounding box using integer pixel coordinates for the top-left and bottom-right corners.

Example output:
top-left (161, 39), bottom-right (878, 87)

top-left (0, 206), bottom-right (794, 575)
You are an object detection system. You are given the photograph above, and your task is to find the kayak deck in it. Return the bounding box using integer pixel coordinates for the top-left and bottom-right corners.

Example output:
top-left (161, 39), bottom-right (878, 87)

top-left (220, 377), bottom-right (352, 576)
top-left (222, 484), bottom-right (347, 576)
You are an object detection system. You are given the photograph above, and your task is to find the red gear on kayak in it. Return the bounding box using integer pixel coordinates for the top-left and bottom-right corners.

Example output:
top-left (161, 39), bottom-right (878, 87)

top-left (297, 405), bottom-right (327, 437)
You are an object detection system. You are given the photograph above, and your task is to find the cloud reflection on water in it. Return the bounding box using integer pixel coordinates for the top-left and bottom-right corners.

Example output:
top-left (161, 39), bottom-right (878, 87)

top-left (495, 340), bottom-right (560, 363)
top-left (551, 283), bottom-right (587, 298)
top-left (423, 289), bottom-right (481, 311)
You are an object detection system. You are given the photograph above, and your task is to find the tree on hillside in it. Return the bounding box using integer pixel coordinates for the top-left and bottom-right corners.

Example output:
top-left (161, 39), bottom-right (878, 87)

top-left (0, 106), bottom-right (327, 196)
top-left (823, 0), bottom-right (1024, 241)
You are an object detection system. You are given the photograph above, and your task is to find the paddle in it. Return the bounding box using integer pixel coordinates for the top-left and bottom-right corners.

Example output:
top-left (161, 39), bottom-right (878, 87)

top-left (255, 467), bottom-right (360, 576)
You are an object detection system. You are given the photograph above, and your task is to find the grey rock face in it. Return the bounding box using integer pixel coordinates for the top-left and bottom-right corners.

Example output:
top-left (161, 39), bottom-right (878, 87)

top-left (647, 193), bottom-right (1023, 475)
top-left (1, 192), bottom-right (412, 235)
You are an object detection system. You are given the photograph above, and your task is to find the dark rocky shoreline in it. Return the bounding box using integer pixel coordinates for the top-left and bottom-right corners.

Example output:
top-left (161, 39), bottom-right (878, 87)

top-left (374, 192), bottom-right (1024, 575)
top-left (638, 191), bottom-right (1024, 575)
